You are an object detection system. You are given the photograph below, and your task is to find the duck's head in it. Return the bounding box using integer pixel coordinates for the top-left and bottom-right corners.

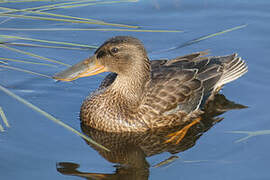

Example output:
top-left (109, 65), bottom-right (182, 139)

top-left (53, 36), bottom-right (149, 81)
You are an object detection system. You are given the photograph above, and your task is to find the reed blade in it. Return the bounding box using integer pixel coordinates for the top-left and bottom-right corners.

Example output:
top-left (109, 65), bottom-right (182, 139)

top-left (0, 57), bottom-right (57, 67)
top-left (0, 0), bottom-right (59, 2)
top-left (0, 107), bottom-right (9, 128)
top-left (0, 6), bottom-right (104, 23)
top-left (179, 24), bottom-right (248, 48)
top-left (0, 44), bottom-right (70, 66)
top-left (43, 0), bottom-right (138, 11)
top-left (0, 84), bottom-right (110, 151)
top-left (0, 122), bottom-right (4, 132)
top-left (227, 130), bottom-right (270, 143)
top-left (0, 34), bottom-right (97, 49)
top-left (0, 64), bottom-right (51, 78)
top-left (152, 24), bottom-right (247, 54)
top-left (3, 42), bottom-right (91, 50)
top-left (0, 0), bottom-right (99, 11)
top-left (0, 27), bottom-right (182, 33)
top-left (153, 155), bottom-right (179, 168)
top-left (0, 12), bottom-right (139, 28)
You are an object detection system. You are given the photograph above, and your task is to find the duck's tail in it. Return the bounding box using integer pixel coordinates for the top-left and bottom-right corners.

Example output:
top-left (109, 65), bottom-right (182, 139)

top-left (214, 53), bottom-right (248, 90)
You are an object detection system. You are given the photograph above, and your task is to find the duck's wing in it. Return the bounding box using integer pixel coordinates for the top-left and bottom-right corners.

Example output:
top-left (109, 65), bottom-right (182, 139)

top-left (150, 51), bottom-right (208, 69)
top-left (139, 51), bottom-right (209, 115)
top-left (140, 66), bottom-right (204, 115)
top-left (140, 52), bottom-right (247, 115)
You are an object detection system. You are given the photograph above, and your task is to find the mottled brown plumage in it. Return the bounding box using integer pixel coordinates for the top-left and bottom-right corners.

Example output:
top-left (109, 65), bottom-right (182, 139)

top-left (53, 36), bottom-right (248, 132)
top-left (57, 94), bottom-right (247, 180)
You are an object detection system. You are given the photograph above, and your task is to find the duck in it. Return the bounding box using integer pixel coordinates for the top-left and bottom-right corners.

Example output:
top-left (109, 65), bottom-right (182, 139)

top-left (53, 36), bottom-right (247, 133)
top-left (58, 94), bottom-right (246, 180)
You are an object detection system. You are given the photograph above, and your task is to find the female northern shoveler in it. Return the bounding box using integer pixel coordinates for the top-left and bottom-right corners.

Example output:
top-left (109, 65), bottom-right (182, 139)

top-left (53, 36), bottom-right (247, 133)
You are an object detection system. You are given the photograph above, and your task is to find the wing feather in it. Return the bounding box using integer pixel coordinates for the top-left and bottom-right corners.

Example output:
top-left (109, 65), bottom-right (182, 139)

top-left (141, 68), bottom-right (204, 115)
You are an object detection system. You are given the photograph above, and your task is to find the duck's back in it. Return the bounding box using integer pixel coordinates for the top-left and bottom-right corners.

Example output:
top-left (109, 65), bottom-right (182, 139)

top-left (144, 52), bottom-right (247, 115)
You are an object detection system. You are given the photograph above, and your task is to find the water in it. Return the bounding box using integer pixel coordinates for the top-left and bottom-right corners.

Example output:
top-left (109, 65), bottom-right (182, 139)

top-left (0, 0), bottom-right (269, 179)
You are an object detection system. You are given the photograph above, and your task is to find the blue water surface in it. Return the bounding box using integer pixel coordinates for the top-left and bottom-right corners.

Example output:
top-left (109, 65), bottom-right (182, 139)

top-left (0, 0), bottom-right (269, 179)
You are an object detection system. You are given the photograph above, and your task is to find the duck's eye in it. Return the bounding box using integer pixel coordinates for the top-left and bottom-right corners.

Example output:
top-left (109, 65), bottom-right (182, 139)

top-left (111, 47), bottom-right (119, 54)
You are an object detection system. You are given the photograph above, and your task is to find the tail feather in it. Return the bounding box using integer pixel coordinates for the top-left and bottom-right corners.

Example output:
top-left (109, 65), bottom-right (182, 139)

top-left (223, 60), bottom-right (247, 80)
top-left (215, 55), bottom-right (248, 89)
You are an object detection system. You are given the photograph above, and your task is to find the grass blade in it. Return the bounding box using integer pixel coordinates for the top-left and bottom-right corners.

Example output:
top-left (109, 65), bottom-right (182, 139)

top-left (10, 0), bottom-right (138, 12)
top-left (153, 155), bottom-right (179, 168)
top-left (43, 0), bottom-right (138, 11)
top-left (227, 130), bottom-right (270, 143)
top-left (0, 44), bottom-right (70, 66)
top-left (0, 122), bottom-right (4, 132)
top-left (3, 42), bottom-right (91, 50)
top-left (0, 0), bottom-right (61, 2)
top-left (0, 12), bottom-right (139, 28)
top-left (181, 24), bottom-right (248, 47)
top-left (0, 6), bottom-right (104, 23)
top-left (0, 0), bottom-right (139, 28)
top-left (0, 35), bottom-right (97, 49)
top-left (0, 27), bottom-right (182, 33)
top-left (0, 64), bottom-right (51, 78)
top-left (0, 0), bottom-right (99, 11)
top-left (0, 57), bottom-right (57, 67)
top-left (152, 24), bottom-right (247, 53)
top-left (0, 60), bottom-right (8, 64)
top-left (0, 84), bottom-right (110, 151)
top-left (0, 107), bottom-right (9, 128)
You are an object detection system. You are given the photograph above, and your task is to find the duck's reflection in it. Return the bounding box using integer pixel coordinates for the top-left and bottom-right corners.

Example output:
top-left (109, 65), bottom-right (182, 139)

top-left (57, 94), bottom-right (246, 180)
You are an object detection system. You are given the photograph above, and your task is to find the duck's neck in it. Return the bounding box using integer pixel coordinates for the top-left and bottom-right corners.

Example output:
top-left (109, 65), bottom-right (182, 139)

top-left (109, 58), bottom-right (151, 107)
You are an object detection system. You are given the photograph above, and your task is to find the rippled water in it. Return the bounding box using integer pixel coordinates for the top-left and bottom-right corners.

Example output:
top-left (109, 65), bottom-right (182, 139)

top-left (0, 0), bottom-right (269, 179)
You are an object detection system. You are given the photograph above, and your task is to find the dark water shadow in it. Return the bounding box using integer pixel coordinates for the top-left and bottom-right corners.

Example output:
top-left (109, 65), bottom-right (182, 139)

top-left (57, 94), bottom-right (246, 180)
